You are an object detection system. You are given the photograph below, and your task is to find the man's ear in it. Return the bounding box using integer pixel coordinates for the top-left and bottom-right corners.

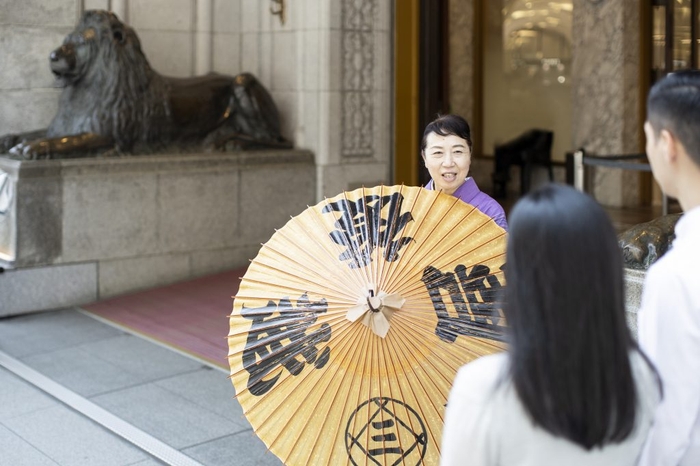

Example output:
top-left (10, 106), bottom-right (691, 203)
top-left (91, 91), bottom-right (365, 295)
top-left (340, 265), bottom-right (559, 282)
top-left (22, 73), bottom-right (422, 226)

top-left (659, 129), bottom-right (678, 164)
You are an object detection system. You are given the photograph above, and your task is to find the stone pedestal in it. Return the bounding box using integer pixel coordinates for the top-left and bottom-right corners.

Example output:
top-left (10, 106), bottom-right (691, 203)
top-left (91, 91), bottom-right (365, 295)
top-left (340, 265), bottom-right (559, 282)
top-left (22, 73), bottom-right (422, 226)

top-left (0, 150), bottom-right (316, 316)
top-left (624, 268), bottom-right (646, 339)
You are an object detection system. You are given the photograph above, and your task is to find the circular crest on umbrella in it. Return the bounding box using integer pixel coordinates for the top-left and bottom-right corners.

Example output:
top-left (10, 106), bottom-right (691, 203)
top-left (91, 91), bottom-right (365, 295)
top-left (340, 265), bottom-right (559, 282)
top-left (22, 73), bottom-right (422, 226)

top-left (228, 185), bottom-right (507, 465)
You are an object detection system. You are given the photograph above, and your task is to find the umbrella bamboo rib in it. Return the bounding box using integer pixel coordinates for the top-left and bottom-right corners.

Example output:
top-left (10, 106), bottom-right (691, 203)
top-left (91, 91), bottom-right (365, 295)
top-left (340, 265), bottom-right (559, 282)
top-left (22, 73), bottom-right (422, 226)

top-left (372, 186), bottom-right (387, 302)
top-left (360, 187), bottom-right (378, 302)
top-left (389, 228), bottom-right (506, 301)
top-left (396, 320), bottom-right (452, 404)
top-left (227, 298), bottom-right (355, 315)
top-left (268, 321), bottom-right (378, 463)
top-left (383, 202), bottom-right (490, 294)
top-left (228, 313), bottom-right (365, 399)
top-left (230, 286), bottom-right (353, 307)
top-left (304, 203), bottom-right (370, 293)
top-left (252, 247), bottom-right (357, 301)
top-left (327, 190), bottom-right (373, 289)
top-left (395, 312), bottom-right (504, 375)
top-left (261, 320), bottom-right (369, 463)
top-left (376, 326), bottom-right (413, 461)
top-left (227, 313), bottom-right (357, 377)
top-left (382, 332), bottom-right (439, 460)
top-left (373, 184), bottom-right (414, 296)
top-left (380, 188), bottom-right (448, 293)
top-left (396, 262), bottom-right (506, 300)
top-left (270, 219), bottom-right (363, 294)
top-left (351, 311), bottom-right (378, 465)
top-left (303, 321), bottom-right (373, 464)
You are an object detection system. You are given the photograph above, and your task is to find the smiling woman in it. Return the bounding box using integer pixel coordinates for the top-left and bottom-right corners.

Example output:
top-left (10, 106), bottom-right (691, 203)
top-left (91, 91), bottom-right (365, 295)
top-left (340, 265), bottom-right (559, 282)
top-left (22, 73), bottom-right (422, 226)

top-left (421, 114), bottom-right (509, 230)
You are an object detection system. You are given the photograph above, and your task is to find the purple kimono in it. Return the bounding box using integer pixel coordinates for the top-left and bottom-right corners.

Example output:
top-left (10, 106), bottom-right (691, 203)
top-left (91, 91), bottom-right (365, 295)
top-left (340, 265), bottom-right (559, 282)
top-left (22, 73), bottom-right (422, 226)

top-left (426, 177), bottom-right (508, 231)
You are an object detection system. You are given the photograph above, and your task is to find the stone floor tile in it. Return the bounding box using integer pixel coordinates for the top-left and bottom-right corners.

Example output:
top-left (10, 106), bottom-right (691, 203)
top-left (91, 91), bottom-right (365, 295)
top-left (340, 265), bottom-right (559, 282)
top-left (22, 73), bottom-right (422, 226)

top-left (3, 404), bottom-right (147, 466)
top-left (154, 366), bottom-right (250, 430)
top-left (0, 423), bottom-right (58, 466)
top-left (182, 432), bottom-right (283, 466)
top-left (76, 333), bottom-right (203, 380)
top-left (124, 458), bottom-right (166, 465)
top-left (21, 345), bottom-right (144, 397)
top-left (0, 309), bottom-right (122, 358)
top-left (0, 367), bottom-right (57, 421)
top-left (93, 383), bottom-right (241, 449)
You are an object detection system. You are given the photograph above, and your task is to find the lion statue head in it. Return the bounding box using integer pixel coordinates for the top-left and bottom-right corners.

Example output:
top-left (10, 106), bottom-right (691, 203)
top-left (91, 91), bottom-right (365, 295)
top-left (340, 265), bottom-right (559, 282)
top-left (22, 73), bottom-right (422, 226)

top-left (47, 10), bottom-right (170, 152)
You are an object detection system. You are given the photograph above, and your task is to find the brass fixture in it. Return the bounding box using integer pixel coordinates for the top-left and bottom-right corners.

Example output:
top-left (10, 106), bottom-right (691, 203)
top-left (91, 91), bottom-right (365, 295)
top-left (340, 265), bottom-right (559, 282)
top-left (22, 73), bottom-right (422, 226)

top-left (270, 0), bottom-right (286, 26)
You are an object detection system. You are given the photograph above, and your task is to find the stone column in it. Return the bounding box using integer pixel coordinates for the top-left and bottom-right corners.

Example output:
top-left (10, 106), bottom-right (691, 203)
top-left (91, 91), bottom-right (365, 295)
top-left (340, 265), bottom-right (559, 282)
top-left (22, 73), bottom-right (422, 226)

top-left (195, 0), bottom-right (213, 74)
top-left (571, 0), bottom-right (642, 207)
top-left (311, 0), bottom-right (393, 199)
top-left (110, 0), bottom-right (128, 21)
top-left (448, 0), bottom-right (475, 124)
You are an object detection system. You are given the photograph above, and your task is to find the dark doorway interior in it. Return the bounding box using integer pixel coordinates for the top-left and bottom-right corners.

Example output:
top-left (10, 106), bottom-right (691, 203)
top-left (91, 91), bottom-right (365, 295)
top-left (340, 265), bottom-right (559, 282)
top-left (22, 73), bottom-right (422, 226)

top-left (418, 0), bottom-right (449, 186)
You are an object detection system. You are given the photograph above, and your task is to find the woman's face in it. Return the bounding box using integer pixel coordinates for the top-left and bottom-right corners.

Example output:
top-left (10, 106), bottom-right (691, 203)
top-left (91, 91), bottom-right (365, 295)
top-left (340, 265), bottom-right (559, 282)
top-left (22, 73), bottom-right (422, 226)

top-left (422, 132), bottom-right (471, 195)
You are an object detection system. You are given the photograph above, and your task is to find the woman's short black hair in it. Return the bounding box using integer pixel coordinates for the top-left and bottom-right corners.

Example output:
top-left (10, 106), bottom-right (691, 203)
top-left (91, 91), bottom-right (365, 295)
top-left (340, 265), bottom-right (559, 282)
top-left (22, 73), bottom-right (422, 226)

top-left (647, 69), bottom-right (700, 168)
top-left (420, 114), bottom-right (473, 153)
top-left (504, 183), bottom-right (656, 449)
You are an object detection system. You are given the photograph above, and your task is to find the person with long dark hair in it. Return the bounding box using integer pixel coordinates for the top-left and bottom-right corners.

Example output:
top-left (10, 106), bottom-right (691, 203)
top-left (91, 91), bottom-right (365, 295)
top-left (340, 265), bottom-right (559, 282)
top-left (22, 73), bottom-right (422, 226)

top-left (421, 114), bottom-right (508, 230)
top-left (441, 184), bottom-right (661, 465)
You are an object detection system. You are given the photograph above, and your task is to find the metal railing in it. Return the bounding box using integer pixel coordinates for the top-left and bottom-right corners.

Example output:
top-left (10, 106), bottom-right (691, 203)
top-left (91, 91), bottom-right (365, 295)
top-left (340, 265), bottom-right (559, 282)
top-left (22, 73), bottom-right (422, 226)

top-left (572, 149), bottom-right (670, 216)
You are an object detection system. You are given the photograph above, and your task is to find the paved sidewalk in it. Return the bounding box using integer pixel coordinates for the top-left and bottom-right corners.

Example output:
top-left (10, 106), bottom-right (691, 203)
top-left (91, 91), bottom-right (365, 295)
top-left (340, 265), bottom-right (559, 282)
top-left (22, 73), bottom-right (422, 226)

top-left (0, 308), bottom-right (283, 466)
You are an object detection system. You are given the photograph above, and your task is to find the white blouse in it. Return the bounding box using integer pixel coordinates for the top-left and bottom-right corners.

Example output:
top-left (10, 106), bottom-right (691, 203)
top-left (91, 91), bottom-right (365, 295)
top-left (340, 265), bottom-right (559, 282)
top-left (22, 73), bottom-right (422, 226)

top-left (441, 352), bottom-right (659, 466)
top-left (637, 206), bottom-right (700, 466)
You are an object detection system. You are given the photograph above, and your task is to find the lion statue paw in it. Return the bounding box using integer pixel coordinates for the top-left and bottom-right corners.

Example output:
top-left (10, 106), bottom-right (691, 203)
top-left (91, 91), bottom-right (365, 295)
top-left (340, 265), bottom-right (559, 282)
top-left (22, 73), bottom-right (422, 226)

top-left (618, 213), bottom-right (682, 270)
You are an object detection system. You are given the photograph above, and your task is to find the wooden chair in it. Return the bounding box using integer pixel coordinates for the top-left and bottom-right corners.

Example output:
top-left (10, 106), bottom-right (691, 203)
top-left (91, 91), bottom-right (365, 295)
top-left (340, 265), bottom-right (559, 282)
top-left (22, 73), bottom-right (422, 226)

top-left (492, 129), bottom-right (554, 197)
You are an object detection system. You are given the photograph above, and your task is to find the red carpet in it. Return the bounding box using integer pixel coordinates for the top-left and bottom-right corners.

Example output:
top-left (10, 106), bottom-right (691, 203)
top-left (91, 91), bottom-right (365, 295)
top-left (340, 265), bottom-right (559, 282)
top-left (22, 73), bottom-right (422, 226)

top-left (82, 266), bottom-right (248, 369)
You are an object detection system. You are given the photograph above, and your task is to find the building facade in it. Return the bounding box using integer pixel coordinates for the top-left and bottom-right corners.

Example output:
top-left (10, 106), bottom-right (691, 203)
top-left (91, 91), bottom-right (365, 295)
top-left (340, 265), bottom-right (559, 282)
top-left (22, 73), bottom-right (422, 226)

top-left (0, 0), bottom-right (678, 207)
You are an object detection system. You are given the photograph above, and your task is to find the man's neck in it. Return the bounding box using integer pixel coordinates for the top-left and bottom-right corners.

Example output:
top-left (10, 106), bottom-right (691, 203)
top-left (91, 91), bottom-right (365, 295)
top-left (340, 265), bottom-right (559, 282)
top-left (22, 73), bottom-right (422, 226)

top-left (678, 189), bottom-right (700, 212)
top-left (673, 163), bottom-right (700, 212)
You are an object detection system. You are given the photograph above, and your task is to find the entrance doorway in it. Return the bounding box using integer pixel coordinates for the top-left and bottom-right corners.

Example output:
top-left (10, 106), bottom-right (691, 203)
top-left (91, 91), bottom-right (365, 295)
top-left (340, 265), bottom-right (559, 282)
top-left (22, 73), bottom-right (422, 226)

top-left (394, 0), bottom-right (574, 195)
top-left (480, 0), bottom-right (573, 196)
top-left (394, 0), bottom-right (449, 187)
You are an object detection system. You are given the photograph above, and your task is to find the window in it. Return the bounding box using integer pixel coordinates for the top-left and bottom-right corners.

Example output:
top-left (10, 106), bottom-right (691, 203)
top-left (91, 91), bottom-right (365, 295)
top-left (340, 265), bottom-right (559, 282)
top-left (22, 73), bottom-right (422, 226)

top-left (652, 0), bottom-right (700, 82)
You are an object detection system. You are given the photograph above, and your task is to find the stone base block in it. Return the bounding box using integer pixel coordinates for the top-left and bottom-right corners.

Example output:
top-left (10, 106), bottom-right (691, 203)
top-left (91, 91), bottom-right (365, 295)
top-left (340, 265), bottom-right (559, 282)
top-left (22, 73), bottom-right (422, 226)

top-left (624, 268), bottom-right (646, 339)
top-left (0, 263), bottom-right (97, 317)
top-left (0, 150), bottom-right (316, 316)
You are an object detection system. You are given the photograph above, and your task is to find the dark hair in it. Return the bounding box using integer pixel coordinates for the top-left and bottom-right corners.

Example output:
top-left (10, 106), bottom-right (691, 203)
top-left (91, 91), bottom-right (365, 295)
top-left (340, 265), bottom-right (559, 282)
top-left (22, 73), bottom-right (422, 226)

top-left (647, 69), bottom-right (700, 167)
top-left (420, 114), bottom-right (472, 154)
top-left (504, 184), bottom-right (655, 449)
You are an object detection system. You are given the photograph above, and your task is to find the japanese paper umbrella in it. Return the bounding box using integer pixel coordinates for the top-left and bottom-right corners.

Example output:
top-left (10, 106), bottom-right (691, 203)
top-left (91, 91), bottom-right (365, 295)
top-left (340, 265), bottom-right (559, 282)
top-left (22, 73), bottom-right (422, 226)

top-left (228, 184), bottom-right (507, 465)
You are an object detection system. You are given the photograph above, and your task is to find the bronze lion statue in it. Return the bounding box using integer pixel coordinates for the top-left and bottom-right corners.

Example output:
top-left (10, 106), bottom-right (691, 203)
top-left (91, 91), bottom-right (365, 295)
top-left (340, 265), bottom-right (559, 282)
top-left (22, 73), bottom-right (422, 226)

top-left (0, 10), bottom-right (291, 159)
top-left (618, 213), bottom-right (682, 270)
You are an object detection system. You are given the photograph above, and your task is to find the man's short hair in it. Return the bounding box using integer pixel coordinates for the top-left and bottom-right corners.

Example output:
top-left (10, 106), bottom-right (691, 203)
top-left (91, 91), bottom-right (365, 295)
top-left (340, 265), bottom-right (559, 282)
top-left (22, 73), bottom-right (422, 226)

top-left (647, 70), bottom-right (700, 167)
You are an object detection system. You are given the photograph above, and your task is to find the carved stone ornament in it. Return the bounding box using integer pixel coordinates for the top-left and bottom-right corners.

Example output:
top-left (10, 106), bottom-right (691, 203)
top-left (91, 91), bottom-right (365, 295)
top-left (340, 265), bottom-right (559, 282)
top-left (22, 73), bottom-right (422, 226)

top-left (341, 0), bottom-right (376, 158)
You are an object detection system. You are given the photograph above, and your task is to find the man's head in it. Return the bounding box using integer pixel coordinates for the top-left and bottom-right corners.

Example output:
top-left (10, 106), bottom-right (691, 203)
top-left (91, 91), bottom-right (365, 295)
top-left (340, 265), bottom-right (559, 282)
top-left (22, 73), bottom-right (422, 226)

top-left (645, 70), bottom-right (700, 198)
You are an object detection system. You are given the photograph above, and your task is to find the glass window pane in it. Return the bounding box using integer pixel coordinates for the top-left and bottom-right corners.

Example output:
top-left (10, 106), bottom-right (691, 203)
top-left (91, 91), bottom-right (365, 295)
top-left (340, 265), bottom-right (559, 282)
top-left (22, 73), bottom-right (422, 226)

top-left (696, 0), bottom-right (700, 67)
top-left (674, 0), bottom-right (692, 69)
top-left (483, 0), bottom-right (572, 164)
top-left (653, 5), bottom-right (667, 81)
